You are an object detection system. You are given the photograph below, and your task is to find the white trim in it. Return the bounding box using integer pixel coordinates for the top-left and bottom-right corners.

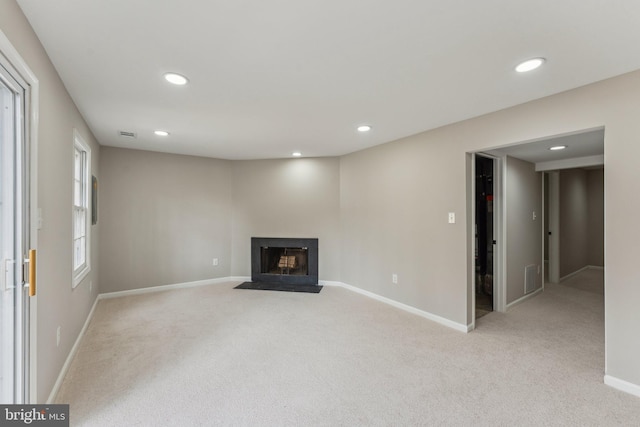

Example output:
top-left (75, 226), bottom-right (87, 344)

top-left (559, 265), bottom-right (591, 282)
top-left (559, 265), bottom-right (604, 282)
top-left (99, 277), bottom-right (236, 299)
top-left (541, 172), bottom-right (546, 293)
top-left (72, 130), bottom-right (91, 288)
top-left (0, 28), bottom-right (40, 404)
top-left (494, 155), bottom-right (506, 312)
top-left (336, 281), bottom-right (470, 333)
top-left (604, 375), bottom-right (640, 399)
top-left (469, 153), bottom-right (477, 330)
top-left (318, 280), bottom-right (342, 287)
top-left (506, 287), bottom-right (543, 310)
top-left (26, 51), bottom-right (39, 408)
top-left (467, 152), bottom-right (507, 331)
top-left (46, 296), bottom-right (99, 404)
top-left (548, 171), bottom-right (560, 284)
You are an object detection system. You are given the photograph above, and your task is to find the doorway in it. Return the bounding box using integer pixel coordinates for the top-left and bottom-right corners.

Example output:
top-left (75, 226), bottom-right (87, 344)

top-left (545, 171), bottom-right (560, 284)
top-left (0, 41), bottom-right (36, 403)
top-left (544, 167), bottom-right (604, 284)
top-left (475, 155), bottom-right (494, 319)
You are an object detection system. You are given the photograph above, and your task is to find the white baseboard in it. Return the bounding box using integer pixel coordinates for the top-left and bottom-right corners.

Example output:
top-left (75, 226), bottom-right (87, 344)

top-left (604, 375), bottom-right (640, 398)
top-left (559, 265), bottom-right (604, 282)
top-left (100, 276), bottom-right (237, 299)
top-left (334, 281), bottom-right (469, 333)
top-left (506, 287), bottom-right (543, 311)
top-left (318, 280), bottom-right (342, 287)
top-left (47, 296), bottom-right (100, 404)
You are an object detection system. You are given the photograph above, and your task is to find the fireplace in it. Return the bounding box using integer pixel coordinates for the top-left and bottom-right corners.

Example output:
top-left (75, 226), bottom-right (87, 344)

top-left (251, 237), bottom-right (319, 286)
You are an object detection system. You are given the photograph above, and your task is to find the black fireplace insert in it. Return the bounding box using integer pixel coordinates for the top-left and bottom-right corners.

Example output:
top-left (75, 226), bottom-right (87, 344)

top-left (251, 237), bottom-right (319, 286)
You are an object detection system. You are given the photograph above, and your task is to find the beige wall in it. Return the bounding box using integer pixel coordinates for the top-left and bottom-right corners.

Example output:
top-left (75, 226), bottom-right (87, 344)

top-left (99, 153), bottom-right (341, 289)
top-left (558, 168), bottom-right (605, 277)
top-left (505, 156), bottom-right (543, 303)
top-left (340, 70), bottom-right (640, 387)
top-left (0, 1), bottom-right (100, 403)
top-left (230, 158), bottom-right (341, 280)
top-left (340, 135), bottom-right (467, 323)
top-left (587, 169), bottom-right (604, 267)
top-left (99, 147), bottom-right (233, 292)
top-left (559, 169), bottom-right (590, 277)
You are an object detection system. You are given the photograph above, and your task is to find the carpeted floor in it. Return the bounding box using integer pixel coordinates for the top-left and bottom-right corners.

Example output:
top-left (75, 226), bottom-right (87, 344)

top-left (55, 268), bottom-right (640, 426)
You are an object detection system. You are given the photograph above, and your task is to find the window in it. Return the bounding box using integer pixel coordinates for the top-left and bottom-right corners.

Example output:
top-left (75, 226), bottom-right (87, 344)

top-left (73, 130), bottom-right (91, 287)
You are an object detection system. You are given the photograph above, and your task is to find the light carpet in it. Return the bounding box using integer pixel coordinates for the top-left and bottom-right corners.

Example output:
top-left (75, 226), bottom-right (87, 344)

top-left (55, 268), bottom-right (640, 426)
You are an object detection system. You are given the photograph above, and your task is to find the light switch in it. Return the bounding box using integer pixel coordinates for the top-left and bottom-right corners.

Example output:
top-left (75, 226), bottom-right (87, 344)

top-left (448, 212), bottom-right (455, 224)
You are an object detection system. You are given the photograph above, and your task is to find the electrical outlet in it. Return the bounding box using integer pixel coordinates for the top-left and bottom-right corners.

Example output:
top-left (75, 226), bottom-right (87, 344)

top-left (392, 274), bottom-right (398, 284)
top-left (56, 326), bottom-right (61, 347)
top-left (213, 258), bottom-right (219, 266)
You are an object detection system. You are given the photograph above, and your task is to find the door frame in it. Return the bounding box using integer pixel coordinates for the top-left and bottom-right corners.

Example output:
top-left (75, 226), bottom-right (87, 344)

top-left (469, 152), bottom-right (505, 330)
top-left (0, 29), bottom-right (40, 403)
top-left (546, 171), bottom-right (560, 284)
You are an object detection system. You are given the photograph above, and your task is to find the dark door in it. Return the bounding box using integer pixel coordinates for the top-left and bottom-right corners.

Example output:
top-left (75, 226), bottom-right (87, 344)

top-left (475, 155), bottom-right (494, 318)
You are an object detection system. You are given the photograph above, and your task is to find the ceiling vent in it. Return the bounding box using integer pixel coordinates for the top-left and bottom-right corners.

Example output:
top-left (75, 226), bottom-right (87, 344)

top-left (118, 130), bottom-right (137, 138)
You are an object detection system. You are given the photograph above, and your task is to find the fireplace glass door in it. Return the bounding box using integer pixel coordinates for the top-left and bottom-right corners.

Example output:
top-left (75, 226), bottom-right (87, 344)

top-left (260, 247), bottom-right (308, 276)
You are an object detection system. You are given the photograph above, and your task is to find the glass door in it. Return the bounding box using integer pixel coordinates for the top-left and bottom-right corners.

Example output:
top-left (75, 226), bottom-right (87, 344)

top-left (0, 60), bottom-right (30, 404)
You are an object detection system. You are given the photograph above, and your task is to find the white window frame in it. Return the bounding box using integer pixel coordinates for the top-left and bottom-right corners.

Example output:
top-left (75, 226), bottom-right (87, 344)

top-left (72, 129), bottom-right (91, 287)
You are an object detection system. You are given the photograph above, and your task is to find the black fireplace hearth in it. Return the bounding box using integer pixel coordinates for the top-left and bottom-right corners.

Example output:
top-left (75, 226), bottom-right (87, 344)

top-left (251, 237), bottom-right (319, 286)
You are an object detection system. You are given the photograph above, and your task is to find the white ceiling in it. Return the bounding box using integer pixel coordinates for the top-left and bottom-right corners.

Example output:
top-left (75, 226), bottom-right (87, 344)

top-left (15, 1), bottom-right (640, 160)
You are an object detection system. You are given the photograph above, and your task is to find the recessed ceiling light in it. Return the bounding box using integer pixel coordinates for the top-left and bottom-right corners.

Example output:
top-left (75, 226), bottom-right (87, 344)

top-left (154, 130), bottom-right (170, 136)
top-left (163, 72), bottom-right (189, 85)
top-left (515, 58), bottom-right (545, 73)
top-left (549, 145), bottom-right (567, 151)
top-left (292, 152), bottom-right (302, 157)
top-left (357, 125), bottom-right (372, 132)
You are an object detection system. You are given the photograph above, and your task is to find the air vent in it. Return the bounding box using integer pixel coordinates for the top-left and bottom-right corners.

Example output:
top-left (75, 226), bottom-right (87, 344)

top-left (118, 130), bottom-right (137, 138)
top-left (524, 264), bottom-right (537, 294)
